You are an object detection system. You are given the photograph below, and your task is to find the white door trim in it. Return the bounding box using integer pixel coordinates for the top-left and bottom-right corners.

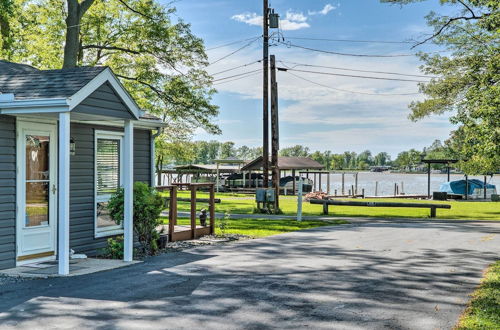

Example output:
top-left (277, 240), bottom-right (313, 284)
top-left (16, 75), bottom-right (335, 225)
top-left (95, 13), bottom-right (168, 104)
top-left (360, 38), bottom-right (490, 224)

top-left (16, 120), bottom-right (58, 265)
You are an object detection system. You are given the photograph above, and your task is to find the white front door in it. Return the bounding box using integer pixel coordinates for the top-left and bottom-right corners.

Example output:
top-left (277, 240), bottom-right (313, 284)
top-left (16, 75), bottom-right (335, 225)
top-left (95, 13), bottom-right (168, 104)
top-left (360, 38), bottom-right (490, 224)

top-left (16, 121), bottom-right (57, 263)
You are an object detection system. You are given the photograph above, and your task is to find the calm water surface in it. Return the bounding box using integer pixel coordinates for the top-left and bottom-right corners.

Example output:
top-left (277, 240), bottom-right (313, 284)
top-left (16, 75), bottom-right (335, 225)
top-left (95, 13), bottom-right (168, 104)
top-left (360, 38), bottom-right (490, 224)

top-left (320, 172), bottom-right (499, 196)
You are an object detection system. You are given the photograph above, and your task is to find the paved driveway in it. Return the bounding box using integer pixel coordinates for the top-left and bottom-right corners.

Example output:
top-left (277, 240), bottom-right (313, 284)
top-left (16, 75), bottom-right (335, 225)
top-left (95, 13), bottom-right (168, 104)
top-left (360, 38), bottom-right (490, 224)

top-left (0, 219), bottom-right (499, 329)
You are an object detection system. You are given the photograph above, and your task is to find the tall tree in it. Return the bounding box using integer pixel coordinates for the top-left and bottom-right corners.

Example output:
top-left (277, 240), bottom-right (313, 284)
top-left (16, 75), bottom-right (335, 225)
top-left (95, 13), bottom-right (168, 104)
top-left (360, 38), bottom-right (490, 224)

top-left (2, 0), bottom-right (220, 135)
top-left (381, 0), bottom-right (499, 174)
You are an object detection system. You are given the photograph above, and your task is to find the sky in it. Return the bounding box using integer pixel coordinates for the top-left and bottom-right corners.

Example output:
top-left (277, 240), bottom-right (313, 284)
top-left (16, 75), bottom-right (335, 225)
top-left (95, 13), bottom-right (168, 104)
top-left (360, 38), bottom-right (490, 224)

top-left (167, 0), bottom-right (459, 158)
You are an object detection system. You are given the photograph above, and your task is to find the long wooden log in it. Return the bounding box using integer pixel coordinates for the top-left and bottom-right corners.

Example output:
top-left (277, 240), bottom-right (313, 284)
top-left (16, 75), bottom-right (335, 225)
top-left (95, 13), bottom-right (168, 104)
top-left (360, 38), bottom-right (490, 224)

top-left (309, 199), bottom-right (451, 209)
top-left (163, 197), bottom-right (221, 203)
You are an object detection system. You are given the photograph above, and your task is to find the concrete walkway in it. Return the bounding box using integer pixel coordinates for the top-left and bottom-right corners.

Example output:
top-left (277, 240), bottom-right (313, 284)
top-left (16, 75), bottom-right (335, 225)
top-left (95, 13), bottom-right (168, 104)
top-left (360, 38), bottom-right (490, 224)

top-left (0, 220), bottom-right (499, 329)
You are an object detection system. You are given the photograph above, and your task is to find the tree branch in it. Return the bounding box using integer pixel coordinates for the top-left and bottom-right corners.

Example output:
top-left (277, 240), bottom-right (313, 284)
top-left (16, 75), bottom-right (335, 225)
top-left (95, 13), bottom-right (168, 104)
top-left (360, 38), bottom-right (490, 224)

top-left (412, 14), bottom-right (487, 48)
top-left (456, 0), bottom-right (477, 18)
top-left (82, 44), bottom-right (142, 54)
top-left (117, 0), bottom-right (155, 20)
top-left (116, 74), bottom-right (178, 106)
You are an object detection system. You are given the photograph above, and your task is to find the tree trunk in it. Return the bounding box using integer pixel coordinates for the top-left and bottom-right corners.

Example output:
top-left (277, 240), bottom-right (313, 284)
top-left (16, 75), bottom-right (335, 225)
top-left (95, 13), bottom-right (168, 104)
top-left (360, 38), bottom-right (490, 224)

top-left (63, 0), bottom-right (96, 68)
top-left (156, 155), bottom-right (163, 186)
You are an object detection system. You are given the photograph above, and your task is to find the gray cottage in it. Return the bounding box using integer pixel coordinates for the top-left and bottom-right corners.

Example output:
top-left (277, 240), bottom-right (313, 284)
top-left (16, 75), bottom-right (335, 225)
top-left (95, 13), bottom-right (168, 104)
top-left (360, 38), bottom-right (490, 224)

top-left (0, 61), bottom-right (165, 275)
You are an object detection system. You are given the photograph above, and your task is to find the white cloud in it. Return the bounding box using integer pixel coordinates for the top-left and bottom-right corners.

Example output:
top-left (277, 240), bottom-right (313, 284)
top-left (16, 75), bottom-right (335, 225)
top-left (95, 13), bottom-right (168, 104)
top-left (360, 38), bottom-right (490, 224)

top-left (231, 10), bottom-right (310, 31)
top-left (285, 10), bottom-right (307, 23)
top-left (231, 13), bottom-right (262, 27)
top-left (309, 4), bottom-right (337, 16)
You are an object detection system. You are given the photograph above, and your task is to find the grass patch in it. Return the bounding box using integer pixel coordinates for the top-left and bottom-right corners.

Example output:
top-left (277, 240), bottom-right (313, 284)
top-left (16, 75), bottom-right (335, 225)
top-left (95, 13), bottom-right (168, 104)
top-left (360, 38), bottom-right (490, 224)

top-left (456, 261), bottom-right (500, 330)
top-left (162, 217), bottom-right (348, 238)
top-left (164, 191), bottom-right (500, 220)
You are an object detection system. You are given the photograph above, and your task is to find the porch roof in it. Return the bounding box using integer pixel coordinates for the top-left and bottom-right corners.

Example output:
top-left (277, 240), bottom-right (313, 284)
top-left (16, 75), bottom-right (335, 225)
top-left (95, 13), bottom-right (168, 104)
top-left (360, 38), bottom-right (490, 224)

top-left (0, 61), bottom-right (165, 128)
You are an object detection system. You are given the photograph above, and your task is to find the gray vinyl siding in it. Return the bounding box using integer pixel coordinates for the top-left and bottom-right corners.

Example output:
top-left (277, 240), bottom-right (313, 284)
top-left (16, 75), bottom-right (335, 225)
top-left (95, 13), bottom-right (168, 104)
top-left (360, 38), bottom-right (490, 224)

top-left (73, 82), bottom-right (134, 119)
top-left (69, 123), bottom-right (152, 255)
top-left (0, 115), bottom-right (16, 270)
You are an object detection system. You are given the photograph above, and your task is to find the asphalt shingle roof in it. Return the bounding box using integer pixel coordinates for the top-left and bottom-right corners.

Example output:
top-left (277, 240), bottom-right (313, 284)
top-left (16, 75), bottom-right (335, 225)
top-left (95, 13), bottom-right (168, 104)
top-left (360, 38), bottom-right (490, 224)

top-left (0, 62), bottom-right (107, 100)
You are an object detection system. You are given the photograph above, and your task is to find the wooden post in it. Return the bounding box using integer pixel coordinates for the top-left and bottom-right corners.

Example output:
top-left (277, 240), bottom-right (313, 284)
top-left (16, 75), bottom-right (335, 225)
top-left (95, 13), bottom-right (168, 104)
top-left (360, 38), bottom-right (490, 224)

top-left (327, 172), bottom-right (331, 195)
top-left (169, 186), bottom-right (177, 241)
top-left (465, 174), bottom-right (469, 200)
top-left (375, 181), bottom-right (378, 196)
top-left (484, 175), bottom-right (487, 199)
top-left (341, 173), bottom-right (345, 195)
top-left (430, 207), bottom-right (436, 218)
top-left (190, 185), bottom-right (197, 239)
top-left (394, 183), bottom-right (397, 196)
top-left (319, 173), bottom-right (322, 192)
top-left (314, 173), bottom-right (317, 191)
top-left (209, 184), bottom-right (215, 235)
top-left (297, 177), bottom-right (303, 221)
top-left (270, 55), bottom-right (280, 209)
top-left (351, 185), bottom-right (354, 197)
top-left (262, 0), bottom-right (270, 189)
top-left (323, 203), bottom-right (329, 215)
top-left (354, 172), bottom-right (358, 194)
top-left (401, 181), bottom-right (404, 195)
top-left (447, 166), bottom-right (451, 182)
top-left (427, 162), bottom-right (431, 198)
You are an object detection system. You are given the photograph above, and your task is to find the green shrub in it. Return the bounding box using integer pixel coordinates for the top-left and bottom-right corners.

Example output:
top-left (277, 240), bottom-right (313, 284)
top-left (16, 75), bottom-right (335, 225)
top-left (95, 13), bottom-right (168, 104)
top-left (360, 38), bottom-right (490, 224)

top-left (103, 236), bottom-right (124, 259)
top-left (108, 182), bottom-right (164, 255)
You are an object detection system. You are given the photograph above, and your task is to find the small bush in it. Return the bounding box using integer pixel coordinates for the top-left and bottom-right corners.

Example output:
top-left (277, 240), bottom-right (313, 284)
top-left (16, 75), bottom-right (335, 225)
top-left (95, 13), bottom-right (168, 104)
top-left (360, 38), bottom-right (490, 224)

top-left (102, 236), bottom-right (124, 259)
top-left (108, 182), bottom-right (164, 256)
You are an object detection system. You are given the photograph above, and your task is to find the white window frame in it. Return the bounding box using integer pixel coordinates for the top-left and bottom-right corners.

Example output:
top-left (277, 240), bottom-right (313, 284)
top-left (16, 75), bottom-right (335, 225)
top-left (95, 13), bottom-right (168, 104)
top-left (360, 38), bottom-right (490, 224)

top-left (94, 130), bottom-right (124, 238)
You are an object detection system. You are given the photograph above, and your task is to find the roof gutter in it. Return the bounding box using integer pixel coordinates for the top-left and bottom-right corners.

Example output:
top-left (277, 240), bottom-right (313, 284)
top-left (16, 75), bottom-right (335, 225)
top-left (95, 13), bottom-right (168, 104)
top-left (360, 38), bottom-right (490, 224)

top-left (0, 97), bottom-right (69, 114)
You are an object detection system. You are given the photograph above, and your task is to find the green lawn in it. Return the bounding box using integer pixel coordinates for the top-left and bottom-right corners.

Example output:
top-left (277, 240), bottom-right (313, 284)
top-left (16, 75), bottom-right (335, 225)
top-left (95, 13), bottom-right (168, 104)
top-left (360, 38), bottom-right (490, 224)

top-left (164, 191), bottom-right (500, 220)
top-left (456, 261), bottom-right (500, 330)
top-left (162, 217), bottom-right (348, 238)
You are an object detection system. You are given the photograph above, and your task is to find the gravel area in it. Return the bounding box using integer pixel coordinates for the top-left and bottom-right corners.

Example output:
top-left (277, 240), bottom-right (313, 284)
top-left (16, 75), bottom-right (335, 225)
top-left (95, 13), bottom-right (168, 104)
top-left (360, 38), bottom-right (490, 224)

top-left (163, 234), bottom-right (251, 252)
top-left (0, 274), bottom-right (30, 286)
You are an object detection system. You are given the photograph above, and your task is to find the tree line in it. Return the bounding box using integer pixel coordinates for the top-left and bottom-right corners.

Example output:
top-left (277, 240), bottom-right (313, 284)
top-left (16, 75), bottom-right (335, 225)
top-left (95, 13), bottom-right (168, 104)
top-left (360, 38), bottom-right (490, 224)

top-left (156, 139), bottom-right (454, 172)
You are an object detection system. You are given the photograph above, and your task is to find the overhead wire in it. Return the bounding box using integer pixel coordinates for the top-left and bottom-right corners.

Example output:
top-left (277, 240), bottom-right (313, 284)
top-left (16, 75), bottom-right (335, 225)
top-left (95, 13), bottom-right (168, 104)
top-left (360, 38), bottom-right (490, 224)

top-left (212, 69), bottom-right (263, 82)
top-left (285, 71), bottom-right (421, 96)
top-left (208, 36), bottom-right (262, 66)
top-left (283, 37), bottom-right (414, 44)
top-left (278, 60), bottom-right (438, 79)
top-left (275, 40), bottom-right (416, 57)
top-left (210, 59), bottom-right (262, 76)
top-left (280, 68), bottom-right (430, 83)
top-left (213, 70), bottom-right (263, 85)
top-left (206, 36), bottom-right (262, 51)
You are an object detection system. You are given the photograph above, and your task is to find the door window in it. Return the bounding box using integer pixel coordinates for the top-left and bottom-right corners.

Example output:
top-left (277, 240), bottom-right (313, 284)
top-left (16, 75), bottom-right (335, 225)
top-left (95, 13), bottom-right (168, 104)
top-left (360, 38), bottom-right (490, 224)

top-left (25, 135), bottom-right (50, 227)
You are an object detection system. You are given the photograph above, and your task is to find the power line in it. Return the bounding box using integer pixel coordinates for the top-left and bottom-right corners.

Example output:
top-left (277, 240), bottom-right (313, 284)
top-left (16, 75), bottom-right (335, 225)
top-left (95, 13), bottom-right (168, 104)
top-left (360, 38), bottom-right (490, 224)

top-left (206, 36), bottom-right (262, 51)
top-left (212, 69), bottom-right (263, 82)
top-left (275, 40), bottom-right (416, 57)
top-left (213, 70), bottom-right (263, 86)
top-left (286, 71), bottom-right (421, 96)
top-left (210, 60), bottom-right (262, 76)
top-left (278, 60), bottom-right (438, 79)
top-left (281, 68), bottom-right (430, 82)
top-left (208, 37), bottom-right (261, 66)
top-left (284, 36), bottom-right (414, 44)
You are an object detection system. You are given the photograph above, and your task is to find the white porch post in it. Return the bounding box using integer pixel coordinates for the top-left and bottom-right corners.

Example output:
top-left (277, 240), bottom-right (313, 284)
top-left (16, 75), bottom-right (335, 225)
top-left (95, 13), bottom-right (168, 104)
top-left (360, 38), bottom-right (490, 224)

top-left (123, 120), bottom-right (134, 261)
top-left (58, 112), bottom-right (70, 275)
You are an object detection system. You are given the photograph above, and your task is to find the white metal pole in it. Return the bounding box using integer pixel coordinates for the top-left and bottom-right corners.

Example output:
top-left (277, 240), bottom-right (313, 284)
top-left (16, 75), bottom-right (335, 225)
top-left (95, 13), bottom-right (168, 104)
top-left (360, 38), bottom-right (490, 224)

top-left (297, 177), bottom-right (303, 221)
top-left (216, 162), bottom-right (220, 193)
top-left (124, 120), bottom-right (134, 262)
top-left (58, 112), bottom-right (70, 275)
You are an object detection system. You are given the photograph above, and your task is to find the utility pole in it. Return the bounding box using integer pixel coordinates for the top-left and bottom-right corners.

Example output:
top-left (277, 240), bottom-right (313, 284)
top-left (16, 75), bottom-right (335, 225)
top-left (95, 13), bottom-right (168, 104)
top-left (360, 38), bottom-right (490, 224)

top-left (262, 0), bottom-right (269, 188)
top-left (270, 55), bottom-right (280, 209)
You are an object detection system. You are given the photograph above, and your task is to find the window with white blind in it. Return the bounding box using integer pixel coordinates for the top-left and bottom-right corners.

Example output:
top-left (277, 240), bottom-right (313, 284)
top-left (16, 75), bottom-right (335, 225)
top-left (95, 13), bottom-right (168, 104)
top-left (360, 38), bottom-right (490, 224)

top-left (95, 131), bottom-right (124, 237)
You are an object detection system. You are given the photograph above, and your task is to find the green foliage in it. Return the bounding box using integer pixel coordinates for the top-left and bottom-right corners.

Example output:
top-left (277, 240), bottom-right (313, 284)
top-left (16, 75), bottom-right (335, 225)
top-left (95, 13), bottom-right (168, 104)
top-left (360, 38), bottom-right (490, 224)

top-left (102, 236), bottom-right (124, 259)
top-left (279, 145), bottom-right (310, 157)
top-left (381, 0), bottom-right (500, 174)
top-left (456, 261), bottom-right (500, 329)
top-left (1, 0), bottom-right (219, 135)
top-left (217, 212), bottom-right (230, 236)
top-left (107, 182), bottom-right (164, 255)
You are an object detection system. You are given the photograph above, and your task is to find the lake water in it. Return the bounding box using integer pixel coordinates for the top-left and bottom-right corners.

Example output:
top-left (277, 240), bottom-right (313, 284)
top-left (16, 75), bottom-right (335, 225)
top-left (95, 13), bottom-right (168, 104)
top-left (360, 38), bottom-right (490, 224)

top-left (319, 172), bottom-right (500, 196)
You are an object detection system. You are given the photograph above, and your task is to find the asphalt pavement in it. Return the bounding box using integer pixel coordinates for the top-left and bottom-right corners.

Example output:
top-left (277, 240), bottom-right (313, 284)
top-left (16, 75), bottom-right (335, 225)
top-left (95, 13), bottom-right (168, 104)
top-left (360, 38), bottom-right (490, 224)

top-left (0, 219), bottom-right (499, 329)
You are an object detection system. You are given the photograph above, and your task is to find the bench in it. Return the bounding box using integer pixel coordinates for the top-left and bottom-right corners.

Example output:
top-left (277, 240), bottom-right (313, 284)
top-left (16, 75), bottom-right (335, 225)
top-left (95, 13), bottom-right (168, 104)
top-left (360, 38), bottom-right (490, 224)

top-left (309, 199), bottom-right (451, 218)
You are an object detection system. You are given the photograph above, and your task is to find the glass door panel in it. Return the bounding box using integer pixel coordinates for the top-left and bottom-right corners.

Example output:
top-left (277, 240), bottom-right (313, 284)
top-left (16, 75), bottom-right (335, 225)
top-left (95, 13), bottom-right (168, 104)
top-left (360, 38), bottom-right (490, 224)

top-left (25, 135), bottom-right (50, 228)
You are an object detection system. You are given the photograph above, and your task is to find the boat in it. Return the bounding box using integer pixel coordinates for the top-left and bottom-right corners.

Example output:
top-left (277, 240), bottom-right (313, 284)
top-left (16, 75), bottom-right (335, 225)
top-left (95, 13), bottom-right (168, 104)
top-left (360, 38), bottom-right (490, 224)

top-left (279, 176), bottom-right (313, 193)
top-left (439, 179), bottom-right (497, 199)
